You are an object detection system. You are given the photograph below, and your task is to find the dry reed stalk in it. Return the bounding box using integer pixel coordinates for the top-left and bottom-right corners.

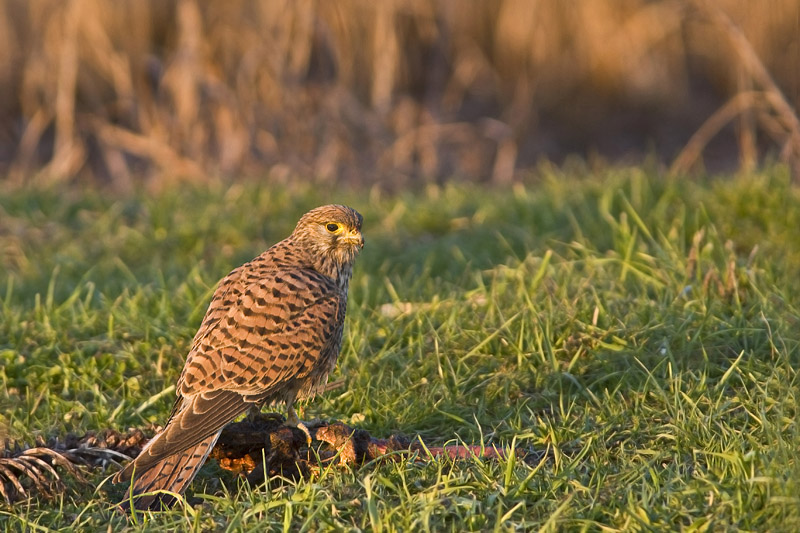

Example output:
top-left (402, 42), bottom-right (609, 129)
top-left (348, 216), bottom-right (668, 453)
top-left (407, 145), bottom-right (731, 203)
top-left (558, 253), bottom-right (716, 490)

top-left (674, 0), bottom-right (800, 177)
top-left (90, 118), bottom-right (204, 181)
top-left (697, 1), bottom-right (800, 145)
top-left (671, 91), bottom-right (768, 174)
top-left (736, 68), bottom-right (757, 172)
top-left (47, 0), bottom-right (83, 181)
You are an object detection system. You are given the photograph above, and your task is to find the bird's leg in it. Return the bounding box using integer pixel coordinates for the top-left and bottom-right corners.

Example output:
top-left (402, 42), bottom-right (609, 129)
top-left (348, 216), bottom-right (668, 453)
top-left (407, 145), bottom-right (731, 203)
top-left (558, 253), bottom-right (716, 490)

top-left (286, 404), bottom-right (313, 446)
top-left (244, 404), bottom-right (285, 425)
top-left (245, 404), bottom-right (261, 421)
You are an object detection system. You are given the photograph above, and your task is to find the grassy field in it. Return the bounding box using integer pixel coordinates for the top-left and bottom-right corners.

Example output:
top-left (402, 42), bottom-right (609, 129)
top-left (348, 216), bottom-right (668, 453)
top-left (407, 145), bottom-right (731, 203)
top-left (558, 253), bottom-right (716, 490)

top-left (1, 166), bottom-right (799, 531)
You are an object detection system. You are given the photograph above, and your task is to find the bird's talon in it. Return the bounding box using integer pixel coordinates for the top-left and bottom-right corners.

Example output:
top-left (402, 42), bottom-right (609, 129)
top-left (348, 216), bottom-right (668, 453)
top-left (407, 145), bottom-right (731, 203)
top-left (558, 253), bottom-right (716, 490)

top-left (287, 405), bottom-right (313, 445)
top-left (297, 422), bottom-right (313, 446)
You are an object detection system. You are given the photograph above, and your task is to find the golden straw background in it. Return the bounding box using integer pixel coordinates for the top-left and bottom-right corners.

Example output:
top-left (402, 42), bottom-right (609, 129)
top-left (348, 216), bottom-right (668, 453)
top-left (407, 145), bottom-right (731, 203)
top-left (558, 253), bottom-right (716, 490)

top-left (0, 0), bottom-right (798, 188)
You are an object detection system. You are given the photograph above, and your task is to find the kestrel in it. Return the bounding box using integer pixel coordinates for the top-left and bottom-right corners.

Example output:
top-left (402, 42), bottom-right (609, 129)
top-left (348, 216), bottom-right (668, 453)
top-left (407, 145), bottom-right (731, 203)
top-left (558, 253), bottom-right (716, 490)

top-left (114, 205), bottom-right (364, 511)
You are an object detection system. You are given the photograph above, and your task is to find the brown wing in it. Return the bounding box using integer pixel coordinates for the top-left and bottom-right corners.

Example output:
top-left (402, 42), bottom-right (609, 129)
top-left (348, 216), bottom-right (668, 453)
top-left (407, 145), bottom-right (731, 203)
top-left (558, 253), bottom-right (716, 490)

top-left (178, 267), bottom-right (344, 398)
top-left (181, 262), bottom-right (248, 377)
top-left (123, 268), bottom-right (344, 474)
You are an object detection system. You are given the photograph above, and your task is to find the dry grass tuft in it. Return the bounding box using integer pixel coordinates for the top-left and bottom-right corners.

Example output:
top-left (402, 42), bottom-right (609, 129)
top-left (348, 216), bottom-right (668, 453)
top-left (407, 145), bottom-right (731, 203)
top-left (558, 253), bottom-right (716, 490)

top-left (0, 0), bottom-right (798, 186)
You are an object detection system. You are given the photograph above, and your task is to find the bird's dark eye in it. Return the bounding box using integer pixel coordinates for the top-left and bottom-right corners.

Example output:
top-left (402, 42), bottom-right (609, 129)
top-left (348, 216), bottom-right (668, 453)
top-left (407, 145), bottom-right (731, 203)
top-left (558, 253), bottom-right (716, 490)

top-left (326, 222), bottom-right (342, 233)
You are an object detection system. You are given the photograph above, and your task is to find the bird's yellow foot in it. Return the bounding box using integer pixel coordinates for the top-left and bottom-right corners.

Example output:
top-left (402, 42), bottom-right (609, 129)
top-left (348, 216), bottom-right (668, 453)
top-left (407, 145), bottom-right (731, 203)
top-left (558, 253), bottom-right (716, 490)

top-left (287, 406), bottom-right (313, 446)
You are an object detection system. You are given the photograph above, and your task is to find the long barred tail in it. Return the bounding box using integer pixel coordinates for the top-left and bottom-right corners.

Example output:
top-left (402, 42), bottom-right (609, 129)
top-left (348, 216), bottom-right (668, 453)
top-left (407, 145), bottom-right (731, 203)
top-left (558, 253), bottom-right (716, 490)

top-left (116, 432), bottom-right (221, 512)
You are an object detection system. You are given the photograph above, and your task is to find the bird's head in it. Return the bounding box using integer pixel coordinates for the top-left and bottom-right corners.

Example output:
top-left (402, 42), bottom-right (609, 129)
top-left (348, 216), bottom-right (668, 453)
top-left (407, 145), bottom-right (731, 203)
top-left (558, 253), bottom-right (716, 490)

top-left (292, 204), bottom-right (364, 280)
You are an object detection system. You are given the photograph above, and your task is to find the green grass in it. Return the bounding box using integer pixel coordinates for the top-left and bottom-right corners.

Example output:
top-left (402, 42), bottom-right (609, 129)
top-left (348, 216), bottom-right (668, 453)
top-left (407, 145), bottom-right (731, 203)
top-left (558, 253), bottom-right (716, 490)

top-left (1, 165), bottom-right (799, 531)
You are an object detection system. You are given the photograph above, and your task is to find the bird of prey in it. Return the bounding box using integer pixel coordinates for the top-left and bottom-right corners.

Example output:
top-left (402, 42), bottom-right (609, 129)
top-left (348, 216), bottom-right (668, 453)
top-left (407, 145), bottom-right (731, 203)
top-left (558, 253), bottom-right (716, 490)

top-left (114, 204), bottom-right (364, 511)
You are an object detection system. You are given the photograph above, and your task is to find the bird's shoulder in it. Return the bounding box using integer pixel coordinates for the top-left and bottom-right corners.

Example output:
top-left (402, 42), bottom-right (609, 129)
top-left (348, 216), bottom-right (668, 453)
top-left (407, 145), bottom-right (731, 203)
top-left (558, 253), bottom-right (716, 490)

top-left (209, 241), bottom-right (340, 307)
top-left (190, 253), bottom-right (341, 348)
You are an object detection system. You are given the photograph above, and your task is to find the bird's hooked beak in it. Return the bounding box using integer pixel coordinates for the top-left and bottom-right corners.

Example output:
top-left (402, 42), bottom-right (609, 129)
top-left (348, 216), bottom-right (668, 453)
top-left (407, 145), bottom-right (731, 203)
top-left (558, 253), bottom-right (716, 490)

top-left (341, 229), bottom-right (365, 249)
